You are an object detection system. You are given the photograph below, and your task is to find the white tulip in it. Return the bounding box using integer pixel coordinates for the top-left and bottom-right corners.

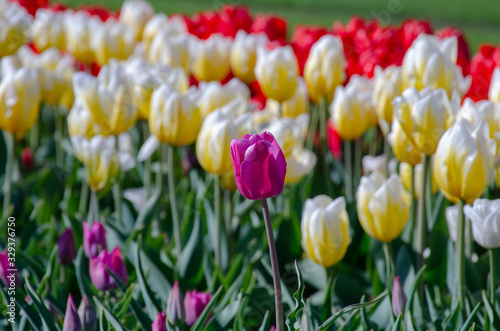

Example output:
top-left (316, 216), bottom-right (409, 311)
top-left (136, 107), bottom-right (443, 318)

top-left (464, 199), bottom-right (500, 249)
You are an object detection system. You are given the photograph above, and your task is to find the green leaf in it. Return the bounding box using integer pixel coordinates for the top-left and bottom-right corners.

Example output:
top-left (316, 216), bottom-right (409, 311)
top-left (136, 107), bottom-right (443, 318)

top-left (176, 211), bottom-right (204, 287)
top-left (135, 236), bottom-right (161, 320)
top-left (316, 290), bottom-right (387, 331)
top-left (404, 310), bottom-right (416, 331)
top-left (94, 297), bottom-right (125, 331)
top-left (259, 311), bottom-right (271, 331)
top-left (0, 282), bottom-right (41, 330)
top-left (190, 286), bottom-right (223, 331)
top-left (286, 260), bottom-right (306, 331)
top-left (24, 277), bottom-right (60, 331)
top-left (75, 248), bottom-right (95, 300)
top-left (392, 314), bottom-right (403, 331)
top-left (462, 303), bottom-right (481, 331)
top-left (404, 265), bottom-right (427, 315)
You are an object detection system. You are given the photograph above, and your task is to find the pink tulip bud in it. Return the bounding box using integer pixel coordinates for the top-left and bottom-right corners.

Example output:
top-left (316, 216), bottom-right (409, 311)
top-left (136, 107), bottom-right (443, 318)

top-left (167, 281), bottom-right (184, 324)
top-left (83, 222), bottom-right (107, 257)
top-left (21, 147), bottom-right (34, 169)
top-left (78, 295), bottom-right (96, 331)
top-left (152, 311), bottom-right (167, 331)
top-left (0, 251), bottom-right (20, 287)
top-left (392, 276), bottom-right (407, 316)
top-left (230, 132), bottom-right (287, 200)
top-left (63, 294), bottom-right (82, 331)
top-left (58, 229), bottom-right (76, 264)
top-left (89, 247), bottom-right (127, 291)
top-left (184, 290), bottom-right (211, 326)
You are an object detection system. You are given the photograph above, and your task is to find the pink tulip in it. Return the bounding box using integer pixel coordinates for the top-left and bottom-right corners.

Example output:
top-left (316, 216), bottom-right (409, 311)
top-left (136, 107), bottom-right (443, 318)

top-left (230, 132), bottom-right (287, 200)
top-left (63, 294), bottom-right (82, 331)
top-left (89, 247), bottom-right (127, 291)
top-left (184, 290), bottom-right (211, 326)
top-left (167, 281), bottom-right (184, 324)
top-left (392, 276), bottom-right (407, 316)
top-left (152, 311), bottom-right (167, 331)
top-left (83, 222), bottom-right (107, 257)
top-left (58, 229), bottom-right (76, 264)
top-left (0, 251), bottom-right (19, 287)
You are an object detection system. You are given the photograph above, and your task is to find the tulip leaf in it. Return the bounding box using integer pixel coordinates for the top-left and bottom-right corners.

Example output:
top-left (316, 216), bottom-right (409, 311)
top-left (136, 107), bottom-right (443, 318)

top-left (404, 265), bottom-right (427, 315)
top-left (94, 297), bottom-right (125, 331)
top-left (24, 276), bottom-right (60, 331)
top-left (462, 303), bottom-right (481, 331)
top-left (442, 304), bottom-right (460, 331)
top-left (0, 281), bottom-right (41, 330)
top-left (392, 314), bottom-right (403, 331)
top-left (424, 286), bottom-right (439, 325)
top-left (75, 248), bottom-right (95, 300)
top-left (404, 310), bottom-right (416, 331)
top-left (259, 310), bottom-right (271, 331)
top-left (316, 290), bottom-right (387, 331)
top-left (286, 260), bottom-right (306, 331)
top-left (134, 235), bottom-right (161, 320)
top-left (127, 191), bottom-right (160, 243)
top-left (190, 285), bottom-right (223, 331)
top-left (176, 210), bottom-right (204, 287)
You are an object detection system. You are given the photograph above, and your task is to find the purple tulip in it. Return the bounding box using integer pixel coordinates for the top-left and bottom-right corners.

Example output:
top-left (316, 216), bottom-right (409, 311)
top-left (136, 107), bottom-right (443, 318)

top-left (167, 281), bottom-right (184, 324)
top-left (152, 311), bottom-right (167, 331)
top-left (83, 222), bottom-right (107, 257)
top-left (58, 229), bottom-right (77, 264)
top-left (78, 295), bottom-right (96, 331)
top-left (184, 290), bottom-right (211, 326)
top-left (230, 132), bottom-right (287, 200)
top-left (63, 294), bottom-right (82, 331)
top-left (89, 247), bottom-right (128, 291)
top-left (392, 276), bottom-right (407, 316)
top-left (0, 250), bottom-right (19, 287)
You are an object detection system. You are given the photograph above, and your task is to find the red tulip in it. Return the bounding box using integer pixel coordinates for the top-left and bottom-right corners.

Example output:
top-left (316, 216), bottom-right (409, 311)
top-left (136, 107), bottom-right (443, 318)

top-left (327, 119), bottom-right (342, 159)
top-left (9, 0), bottom-right (48, 16)
top-left (251, 13), bottom-right (287, 42)
top-left (436, 26), bottom-right (470, 75)
top-left (78, 4), bottom-right (117, 21)
top-left (217, 5), bottom-right (253, 38)
top-left (465, 44), bottom-right (500, 101)
top-left (400, 19), bottom-right (433, 50)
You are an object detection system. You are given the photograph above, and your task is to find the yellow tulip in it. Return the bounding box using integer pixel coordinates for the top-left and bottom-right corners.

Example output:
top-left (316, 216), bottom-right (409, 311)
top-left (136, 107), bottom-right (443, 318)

top-left (119, 0), bottom-right (154, 40)
top-left (357, 172), bottom-right (411, 242)
top-left (304, 35), bottom-right (346, 104)
top-left (330, 75), bottom-right (374, 141)
top-left (91, 20), bottom-right (136, 67)
top-left (372, 65), bottom-right (402, 135)
top-left (196, 103), bottom-right (251, 175)
top-left (64, 11), bottom-right (99, 65)
top-left (301, 195), bottom-right (351, 267)
top-left (198, 78), bottom-right (250, 118)
top-left (255, 45), bottom-right (298, 102)
top-left (267, 77), bottom-right (310, 119)
top-left (399, 161), bottom-right (438, 199)
top-left (220, 172), bottom-right (237, 193)
top-left (149, 85), bottom-right (202, 146)
top-left (142, 13), bottom-right (168, 52)
top-left (402, 34), bottom-right (470, 98)
top-left (0, 68), bottom-right (41, 136)
top-left (73, 64), bottom-right (137, 136)
top-left (67, 99), bottom-right (98, 139)
top-left (394, 87), bottom-right (458, 156)
top-left (496, 167), bottom-right (500, 189)
top-left (433, 118), bottom-right (496, 204)
top-left (388, 118), bottom-right (422, 166)
top-left (0, 2), bottom-right (31, 57)
top-left (191, 34), bottom-right (232, 82)
top-left (32, 9), bottom-right (66, 52)
top-left (230, 31), bottom-right (268, 84)
top-left (148, 33), bottom-right (192, 73)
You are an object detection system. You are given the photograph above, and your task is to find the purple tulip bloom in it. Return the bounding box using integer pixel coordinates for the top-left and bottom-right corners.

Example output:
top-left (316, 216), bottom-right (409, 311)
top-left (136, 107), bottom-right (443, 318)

top-left (63, 294), bottom-right (82, 331)
top-left (89, 247), bottom-right (128, 291)
top-left (230, 132), bottom-right (287, 200)
top-left (0, 251), bottom-right (19, 287)
top-left (83, 222), bottom-right (107, 258)
top-left (58, 228), bottom-right (77, 264)
top-left (152, 311), bottom-right (167, 331)
top-left (184, 290), bottom-right (211, 326)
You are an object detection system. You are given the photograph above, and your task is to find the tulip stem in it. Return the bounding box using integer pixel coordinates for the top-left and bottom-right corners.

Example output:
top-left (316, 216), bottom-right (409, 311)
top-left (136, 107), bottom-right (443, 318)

top-left (408, 165), bottom-right (417, 248)
top-left (88, 190), bottom-right (98, 225)
top-left (156, 144), bottom-right (163, 193)
top-left (167, 145), bottom-right (182, 255)
top-left (490, 248), bottom-right (496, 307)
top-left (344, 140), bottom-right (353, 203)
top-left (306, 103), bottom-right (319, 151)
top-left (384, 242), bottom-right (394, 316)
top-left (224, 189), bottom-right (233, 255)
top-left (30, 120), bottom-right (39, 152)
top-left (142, 122), bottom-right (152, 198)
top-left (320, 96), bottom-right (333, 196)
top-left (384, 134), bottom-right (391, 177)
top-left (214, 175), bottom-right (221, 267)
top-left (261, 198), bottom-right (284, 331)
top-left (54, 108), bottom-right (64, 167)
top-left (417, 154), bottom-right (430, 268)
top-left (113, 181), bottom-right (122, 226)
top-left (456, 199), bottom-right (466, 311)
top-left (354, 138), bottom-right (362, 195)
top-left (79, 180), bottom-right (89, 215)
top-left (2, 132), bottom-right (14, 220)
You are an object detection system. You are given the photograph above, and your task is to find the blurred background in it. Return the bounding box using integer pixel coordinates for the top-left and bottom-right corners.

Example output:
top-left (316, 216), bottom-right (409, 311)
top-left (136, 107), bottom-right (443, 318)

top-left (66, 0), bottom-right (500, 51)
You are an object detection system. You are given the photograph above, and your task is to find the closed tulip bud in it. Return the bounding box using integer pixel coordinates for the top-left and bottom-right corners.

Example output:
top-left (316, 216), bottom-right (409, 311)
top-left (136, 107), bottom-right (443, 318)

top-left (91, 20), bottom-right (136, 66)
top-left (152, 311), bottom-right (167, 331)
top-left (330, 75), bottom-right (374, 141)
top-left (230, 132), bottom-right (287, 200)
top-left (149, 85), bottom-right (202, 146)
top-left (394, 87), bottom-right (458, 156)
top-left (63, 295), bottom-right (82, 331)
top-left (434, 118), bottom-right (496, 203)
top-left (267, 77), bottom-right (310, 118)
top-left (489, 68), bottom-right (500, 104)
top-left (391, 276), bottom-right (407, 316)
top-left (119, 0), bottom-right (154, 40)
top-left (388, 118), bottom-right (422, 166)
top-left (148, 31), bottom-right (192, 72)
top-left (198, 78), bottom-right (250, 117)
top-left (402, 34), bottom-right (470, 97)
top-left (230, 31), bottom-right (269, 84)
top-left (83, 222), bottom-right (107, 258)
top-left (196, 102), bottom-right (251, 175)
top-left (464, 199), bottom-right (500, 249)
top-left (0, 68), bottom-right (41, 136)
top-left (142, 14), bottom-right (169, 53)
top-left (78, 295), bottom-right (96, 331)
top-left (304, 35), bottom-right (346, 104)
top-left (255, 45), bottom-right (298, 102)
top-left (0, 2), bottom-right (31, 57)
top-left (67, 99), bottom-right (98, 138)
top-left (399, 161), bottom-right (438, 199)
top-left (89, 247), bottom-right (128, 291)
top-left (64, 11), bottom-right (99, 65)
top-left (372, 66), bottom-right (403, 135)
top-left (301, 196), bottom-right (351, 267)
top-left (58, 229), bottom-right (76, 265)
top-left (191, 34), bottom-right (232, 82)
top-left (167, 281), bottom-right (184, 324)
top-left (445, 205), bottom-right (459, 242)
top-left (184, 290), bottom-right (211, 327)
top-left (357, 173), bottom-right (411, 242)
top-left (73, 64), bottom-right (137, 136)
top-left (32, 9), bottom-right (66, 52)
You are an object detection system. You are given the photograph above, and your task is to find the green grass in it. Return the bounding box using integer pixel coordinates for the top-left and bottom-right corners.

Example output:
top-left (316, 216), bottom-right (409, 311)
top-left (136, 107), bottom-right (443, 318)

top-left (66, 0), bottom-right (500, 52)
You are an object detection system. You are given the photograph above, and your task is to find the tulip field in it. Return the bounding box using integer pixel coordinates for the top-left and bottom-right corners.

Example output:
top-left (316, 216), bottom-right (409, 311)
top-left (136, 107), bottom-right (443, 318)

top-left (4, 0), bottom-right (500, 330)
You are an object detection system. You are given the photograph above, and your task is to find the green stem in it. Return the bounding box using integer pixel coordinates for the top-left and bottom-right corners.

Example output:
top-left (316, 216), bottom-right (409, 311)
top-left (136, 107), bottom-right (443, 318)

top-left (88, 190), bottom-right (98, 225)
top-left (354, 138), bottom-right (362, 195)
top-left (30, 119), bottom-right (39, 152)
top-left (456, 199), bottom-right (466, 311)
top-left (261, 198), bottom-right (284, 331)
top-left (79, 180), bottom-right (89, 215)
top-left (320, 96), bottom-right (333, 196)
top-left (490, 248), bottom-right (496, 307)
top-left (113, 181), bottom-right (122, 226)
top-left (384, 133), bottom-right (392, 177)
top-left (408, 165), bottom-right (416, 247)
top-left (142, 122), bottom-right (152, 198)
top-left (167, 145), bottom-right (182, 255)
top-left (55, 108), bottom-right (64, 166)
top-left (306, 103), bottom-right (319, 151)
top-left (224, 189), bottom-right (232, 255)
top-left (384, 242), bottom-right (394, 293)
top-left (417, 155), bottom-right (430, 268)
top-left (214, 176), bottom-right (222, 267)
top-left (344, 140), bottom-right (353, 203)
top-left (465, 215), bottom-right (473, 259)
top-left (425, 159), bottom-right (434, 228)
top-left (156, 144), bottom-right (163, 193)
top-left (2, 132), bottom-right (14, 220)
